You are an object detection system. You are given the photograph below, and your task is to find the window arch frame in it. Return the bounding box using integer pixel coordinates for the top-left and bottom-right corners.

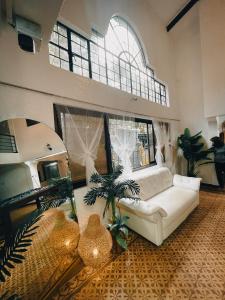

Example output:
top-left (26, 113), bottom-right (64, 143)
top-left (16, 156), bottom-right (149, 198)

top-left (48, 19), bottom-right (168, 106)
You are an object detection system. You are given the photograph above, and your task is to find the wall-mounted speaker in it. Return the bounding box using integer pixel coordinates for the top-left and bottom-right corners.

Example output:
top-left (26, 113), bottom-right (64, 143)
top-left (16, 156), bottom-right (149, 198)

top-left (18, 33), bottom-right (34, 52)
top-left (15, 15), bottom-right (42, 53)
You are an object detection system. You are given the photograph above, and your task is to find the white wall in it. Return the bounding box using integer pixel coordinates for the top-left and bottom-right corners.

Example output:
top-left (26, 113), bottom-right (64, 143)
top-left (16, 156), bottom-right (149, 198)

top-left (0, 118), bottom-right (66, 164)
top-left (171, 2), bottom-right (219, 185)
top-left (199, 0), bottom-right (225, 118)
top-left (0, 153), bottom-right (21, 164)
top-left (0, 163), bottom-right (33, 200)
top-left (172, 4), bottom-right (207, 136)
top-left (12, 118), bottom-right (66, 162)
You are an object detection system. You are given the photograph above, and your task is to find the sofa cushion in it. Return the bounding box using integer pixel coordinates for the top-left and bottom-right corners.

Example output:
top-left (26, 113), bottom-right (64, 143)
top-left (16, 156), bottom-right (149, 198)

top-left (148, 186), bottom-right (197, 227)
top-left (130, 167), bottom-right (173, 201)
top-left (173, 174), bottom-right (202, 192)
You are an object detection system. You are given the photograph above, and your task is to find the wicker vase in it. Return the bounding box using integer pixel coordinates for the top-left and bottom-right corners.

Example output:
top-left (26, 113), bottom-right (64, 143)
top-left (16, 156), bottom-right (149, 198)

top-left (78, 214), bottom-right (112, 268)
top-left (47, 208), bottom-right (80, 254)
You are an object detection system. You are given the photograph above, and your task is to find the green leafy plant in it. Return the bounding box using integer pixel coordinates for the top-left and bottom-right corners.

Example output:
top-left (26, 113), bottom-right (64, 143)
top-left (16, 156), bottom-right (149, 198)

top-left (177, 128), bottom-right (213, 177)
top-left (0, 210), bottom-right (43, 283)
top-left (0, 292), bottom-right (21, 300)
top-left (48, 176), bottom-right (77, 221)
top-left (0, 198), bottom-right (64, 283)
top-left (84, 165), bottom-right (140, 249)
top-left (108, 214), bottom-right (129, 250)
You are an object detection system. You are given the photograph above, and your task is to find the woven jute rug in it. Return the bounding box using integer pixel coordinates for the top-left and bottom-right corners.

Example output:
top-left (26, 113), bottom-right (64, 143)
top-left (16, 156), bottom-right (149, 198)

top-left (53, 190), bottom-right (225, 300)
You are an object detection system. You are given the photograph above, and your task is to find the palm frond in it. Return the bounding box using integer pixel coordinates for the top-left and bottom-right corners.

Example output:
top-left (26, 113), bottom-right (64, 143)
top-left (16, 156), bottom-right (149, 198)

top-left (0, 211), bottom-right (42, 282)
top-left (190, 130), bottom-right (202, 140)
top-left (115, 180), bottom-right (140, 198)
top-left (84, 187), bottom-right (107, 205)
top-left (111, 165), bottom-right (123, 181)
top-left (103, 197), bottom-right (112, 218)
top-left (0, 291), bottom-right (21, 300)
top-left (89, 172), bottom-right (104, 184)
top-left (0, 197), bottom-right (63, 283)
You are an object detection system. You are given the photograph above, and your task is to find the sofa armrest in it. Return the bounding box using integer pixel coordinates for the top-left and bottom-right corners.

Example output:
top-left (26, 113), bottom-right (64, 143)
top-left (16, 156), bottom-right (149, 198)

top-left (118, 198), bottom-right (167, 218)
top-left (173, 174), bottom-right (202, 192)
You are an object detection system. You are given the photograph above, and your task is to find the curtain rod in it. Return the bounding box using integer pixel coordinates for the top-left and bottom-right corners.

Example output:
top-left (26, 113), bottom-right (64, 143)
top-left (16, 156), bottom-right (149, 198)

top-left (0, 81), bottom-right (180, 122)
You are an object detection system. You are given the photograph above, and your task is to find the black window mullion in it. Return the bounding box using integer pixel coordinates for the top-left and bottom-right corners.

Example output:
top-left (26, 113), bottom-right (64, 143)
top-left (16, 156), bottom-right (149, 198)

top-left (146, 123), bottom-right (151, 164)
top-left (129, 62), bottom-right (133, 94)
top-left (104, 114), bottom-right (113, 174)
top-left (152, 123), bottom-right (156, 162)
top-left (103, 39), bottom-right (109, 85)
top-left (118, 58), bottom-right (122, 90)
top-left (87, 40), bottom-right (92, 79)
top-left (153, 78), bottom-right (157, 104)
top-left (67, 28), bottom-right (73, 72)
top-left (146, 69), bottom-right (150, 101)
top-left (49, 41), bottom-right (67, 52)
top-left (138, 69), bottom-right (141, 96)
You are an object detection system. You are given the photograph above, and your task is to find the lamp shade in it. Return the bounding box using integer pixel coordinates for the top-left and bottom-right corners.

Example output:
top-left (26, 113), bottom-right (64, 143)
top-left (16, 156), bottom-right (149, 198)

top-left (78, 214), bottom-right (112, 267)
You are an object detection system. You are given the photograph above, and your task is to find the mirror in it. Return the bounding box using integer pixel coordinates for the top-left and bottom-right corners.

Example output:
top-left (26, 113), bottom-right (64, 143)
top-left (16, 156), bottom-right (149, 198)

top-left (0, 118), bottom-right (79, 299)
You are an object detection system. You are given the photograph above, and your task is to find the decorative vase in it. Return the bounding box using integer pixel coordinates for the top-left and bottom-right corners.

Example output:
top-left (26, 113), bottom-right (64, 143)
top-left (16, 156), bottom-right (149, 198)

top-left (78, 214), bottom-right (112, 268)
top-left (47, 208), bottom-right (80, 254)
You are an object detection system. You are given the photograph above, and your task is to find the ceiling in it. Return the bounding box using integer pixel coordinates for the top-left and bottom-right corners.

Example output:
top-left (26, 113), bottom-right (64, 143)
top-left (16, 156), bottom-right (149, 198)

top-left (147, 0), bottom-right (189, 25)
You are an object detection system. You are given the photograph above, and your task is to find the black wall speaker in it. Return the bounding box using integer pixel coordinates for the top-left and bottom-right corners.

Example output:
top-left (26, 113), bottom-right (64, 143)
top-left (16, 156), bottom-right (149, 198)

top-left (18, 33), bottom-right (34, 52)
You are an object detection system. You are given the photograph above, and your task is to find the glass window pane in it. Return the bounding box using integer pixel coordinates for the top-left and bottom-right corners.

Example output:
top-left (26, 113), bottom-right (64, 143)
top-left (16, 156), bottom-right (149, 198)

top-left (50, 32), bottom-right (58, 44)
top-left (57, 25), bottom-right (67, 37)
top-left (48, 44), bottom-right (59, 57)
top-left (60, 49), bottom-right (69, 61)
top-left (58, 35), bottom-right (68, 49)
top-left (61, 60), bottom-right (70, 71)
top-left (131, 122), bottom-right (150, 169)
top-left (72, 42), bottom-right (80, 54)
top-left (50, 56), bottom-right (60, 67)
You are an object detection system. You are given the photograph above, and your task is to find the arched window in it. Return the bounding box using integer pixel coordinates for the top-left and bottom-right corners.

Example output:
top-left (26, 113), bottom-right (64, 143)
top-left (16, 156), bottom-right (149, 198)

top-left (49, 17), bottom-right (168, 106)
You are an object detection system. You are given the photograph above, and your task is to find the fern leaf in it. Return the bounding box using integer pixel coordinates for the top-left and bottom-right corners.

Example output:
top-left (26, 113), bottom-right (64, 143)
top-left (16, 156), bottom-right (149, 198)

top-left (0, 265), bottom-right (11, 276)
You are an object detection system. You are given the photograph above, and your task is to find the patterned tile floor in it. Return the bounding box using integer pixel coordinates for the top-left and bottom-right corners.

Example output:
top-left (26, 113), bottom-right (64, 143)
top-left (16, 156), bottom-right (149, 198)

top-left (54, 191), bottom-right (225, 300)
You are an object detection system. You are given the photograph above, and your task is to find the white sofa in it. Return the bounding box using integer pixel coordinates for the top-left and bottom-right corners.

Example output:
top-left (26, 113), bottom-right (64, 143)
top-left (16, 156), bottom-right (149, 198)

top-left (118, 167), bottom-right (201, 246)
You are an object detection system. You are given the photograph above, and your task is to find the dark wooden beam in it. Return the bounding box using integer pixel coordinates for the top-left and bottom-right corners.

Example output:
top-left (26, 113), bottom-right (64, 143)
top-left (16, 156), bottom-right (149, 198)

top-left (166, 0), bottom-right (199, 32)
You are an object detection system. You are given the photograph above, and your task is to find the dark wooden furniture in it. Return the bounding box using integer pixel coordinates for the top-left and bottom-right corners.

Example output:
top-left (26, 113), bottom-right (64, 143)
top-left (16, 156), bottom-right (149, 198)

top-left (0, 185), bottom-right (61, 233)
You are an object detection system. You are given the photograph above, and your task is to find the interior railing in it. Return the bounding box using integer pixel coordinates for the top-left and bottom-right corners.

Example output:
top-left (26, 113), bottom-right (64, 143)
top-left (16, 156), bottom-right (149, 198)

top-left (0, 133), bottom-right (18, 153)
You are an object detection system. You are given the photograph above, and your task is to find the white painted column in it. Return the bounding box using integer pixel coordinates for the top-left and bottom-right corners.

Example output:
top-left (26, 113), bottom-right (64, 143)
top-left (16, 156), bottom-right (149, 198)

top-left (24, 161), bottom-right (41, 189)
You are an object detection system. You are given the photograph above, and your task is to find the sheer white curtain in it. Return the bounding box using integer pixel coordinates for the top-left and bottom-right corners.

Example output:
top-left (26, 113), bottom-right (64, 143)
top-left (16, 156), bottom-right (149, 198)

top-left (170, 121), bottom-right (179, 174)
top-left (154, 121), bottom-right (171, 168)
top-left (109, 117), bottom-right (137, 176)
top-left (62, 108), bottom-right (104, 184)
top-left (154, 120), bottom-right (179, 173)
top-left (59, 107), bottom-right (106, 232)
top-left (154, 121), bottom-right (166, 167)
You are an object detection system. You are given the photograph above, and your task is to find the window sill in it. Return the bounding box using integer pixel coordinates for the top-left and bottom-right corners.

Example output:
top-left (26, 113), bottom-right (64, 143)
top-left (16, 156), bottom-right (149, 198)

top-left (132, 162), bottom-right (157, 173)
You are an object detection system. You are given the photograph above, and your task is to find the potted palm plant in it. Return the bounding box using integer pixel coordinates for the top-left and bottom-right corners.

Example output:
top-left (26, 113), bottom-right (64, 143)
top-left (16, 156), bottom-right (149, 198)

top-left (84, 165), bottom-right (140, 249)
top-left (177, 128), bottom-right (213, 177)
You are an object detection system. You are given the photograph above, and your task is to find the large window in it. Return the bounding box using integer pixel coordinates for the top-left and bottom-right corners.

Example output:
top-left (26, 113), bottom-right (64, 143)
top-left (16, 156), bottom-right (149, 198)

top-left (109, 117), bottom-right (155, 170)
top-left (54, 106), bottom-right (108, 186)
top-left (49, 18), bottom-right (168, 106)
top-left (54, 105), bottom-right (156, 187)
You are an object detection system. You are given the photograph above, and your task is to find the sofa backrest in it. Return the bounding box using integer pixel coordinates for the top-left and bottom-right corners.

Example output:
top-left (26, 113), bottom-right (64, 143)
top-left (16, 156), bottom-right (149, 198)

top-left (130, 167), bottom-right (173, 201)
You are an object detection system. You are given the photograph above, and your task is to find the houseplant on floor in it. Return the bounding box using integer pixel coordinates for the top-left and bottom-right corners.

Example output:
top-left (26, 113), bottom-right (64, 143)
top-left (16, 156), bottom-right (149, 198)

top-left (84, 165), bottom-right (140, 250)
top-left (48, 176), bottom-right (78, 222)
top-left (177, 128), bottom-right (213, 177)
